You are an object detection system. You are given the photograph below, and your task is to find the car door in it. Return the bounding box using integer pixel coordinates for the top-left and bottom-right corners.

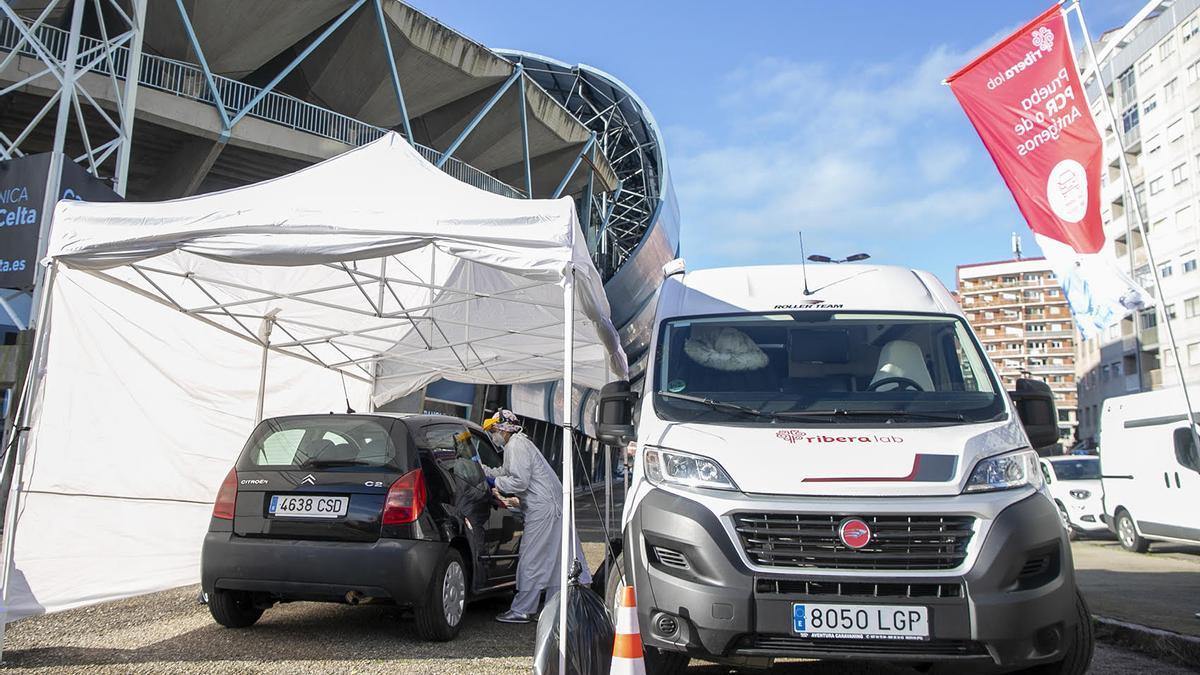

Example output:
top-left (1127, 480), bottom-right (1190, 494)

top-left (1169, 424), bottom-right (1200, 542)
top-left (413, 422), bottom-right (494, 587)
top-left (470, 428), bottom-right (522, 586)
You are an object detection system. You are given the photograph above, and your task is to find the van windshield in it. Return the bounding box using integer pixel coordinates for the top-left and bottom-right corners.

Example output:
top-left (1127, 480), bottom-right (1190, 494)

top-left (1050, 459), bottom-right (1100, 480)
top-left (654, 312), bottom-right (1004, 425)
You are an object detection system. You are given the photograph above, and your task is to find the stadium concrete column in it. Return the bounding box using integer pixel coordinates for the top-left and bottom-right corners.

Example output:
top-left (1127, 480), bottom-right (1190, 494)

top-left (146, 136), bottom-right (225, 199)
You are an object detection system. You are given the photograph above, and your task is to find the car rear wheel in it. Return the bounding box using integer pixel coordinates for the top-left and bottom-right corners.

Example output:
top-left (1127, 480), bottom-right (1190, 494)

top-left (208, 589), bottom-right (264, 628)
top-left (1116, 510), bottom-right (1149, 553)
top-left (415, 548), bottom-right (466, 642)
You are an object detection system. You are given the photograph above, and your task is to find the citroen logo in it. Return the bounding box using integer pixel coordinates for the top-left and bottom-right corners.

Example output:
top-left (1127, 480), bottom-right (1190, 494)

top-left (300, 474), bottom-right (316, 486)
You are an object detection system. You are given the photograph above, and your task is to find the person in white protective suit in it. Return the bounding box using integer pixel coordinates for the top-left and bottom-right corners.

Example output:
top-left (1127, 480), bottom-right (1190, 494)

top-left (484, 409), bottom-right (591, 624)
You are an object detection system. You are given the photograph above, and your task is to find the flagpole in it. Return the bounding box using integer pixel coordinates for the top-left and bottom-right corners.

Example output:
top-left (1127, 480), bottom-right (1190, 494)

top-left (1068, 0), bottom-right (1200, 446)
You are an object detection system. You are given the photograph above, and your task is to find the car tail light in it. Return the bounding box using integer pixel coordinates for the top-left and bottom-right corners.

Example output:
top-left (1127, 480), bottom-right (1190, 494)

top-left (212, 468), bottom-right (237, 520)
top-left (383, 468), bottom-right (427, 525)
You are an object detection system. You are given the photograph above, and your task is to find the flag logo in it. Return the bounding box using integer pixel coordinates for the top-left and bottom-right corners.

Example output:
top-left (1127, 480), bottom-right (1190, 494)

top-left (1032, 26), bottom-right (1054, 53)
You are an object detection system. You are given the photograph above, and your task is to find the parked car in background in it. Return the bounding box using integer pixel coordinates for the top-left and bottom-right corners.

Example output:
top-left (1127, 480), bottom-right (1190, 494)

top-left (201, 413), bottom-right (521, 641)
top-left (1100, 388), bottom-right (1200, 552)
top-left (1040, 456), bottom-right (1106, 539)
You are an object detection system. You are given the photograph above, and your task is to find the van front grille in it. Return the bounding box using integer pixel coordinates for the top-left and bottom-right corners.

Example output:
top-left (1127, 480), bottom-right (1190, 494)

top-left (732, 513), bottom-right (975, 571)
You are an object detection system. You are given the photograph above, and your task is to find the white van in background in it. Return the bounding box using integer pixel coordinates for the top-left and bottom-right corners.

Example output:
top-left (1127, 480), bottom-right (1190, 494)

top-left (597, 263), bottom-right (1093, 675)
top-left (1099, 387), bottom-right (1200, 552)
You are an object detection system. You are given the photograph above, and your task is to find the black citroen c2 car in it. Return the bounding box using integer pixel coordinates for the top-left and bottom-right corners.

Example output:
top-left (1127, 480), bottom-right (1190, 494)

top-left (201, 413), bottom-right (521, 641)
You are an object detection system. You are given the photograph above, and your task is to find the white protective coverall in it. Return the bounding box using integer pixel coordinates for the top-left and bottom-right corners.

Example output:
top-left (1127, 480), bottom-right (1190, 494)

top-left (485, 432), bottom-right (591, 615)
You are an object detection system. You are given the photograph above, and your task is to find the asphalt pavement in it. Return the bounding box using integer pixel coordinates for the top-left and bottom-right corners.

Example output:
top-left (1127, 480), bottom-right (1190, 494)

top-left (0, 541), bottom-right (1191, 674)
top-left (1072, 537), bottom-right (1200, 637)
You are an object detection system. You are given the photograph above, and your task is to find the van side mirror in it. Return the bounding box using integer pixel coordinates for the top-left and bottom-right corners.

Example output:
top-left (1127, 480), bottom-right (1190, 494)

top-left (1009, 378), bottom-right (1060, 455)
top-left (596, 380), bottom-right (638, 447)
top-left (1173, 427), bottom-right (1200, 472)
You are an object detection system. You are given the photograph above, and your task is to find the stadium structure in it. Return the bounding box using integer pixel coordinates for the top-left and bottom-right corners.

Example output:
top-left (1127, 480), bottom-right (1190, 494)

top-left (0, 1), bottom-right (679, 423)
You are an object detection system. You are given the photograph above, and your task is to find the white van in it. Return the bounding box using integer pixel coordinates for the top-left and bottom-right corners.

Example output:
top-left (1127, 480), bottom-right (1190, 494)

top-left (1099, 387), bottom-right (1200, 552)
top-left (597, 264), bottom-right (1092, 674)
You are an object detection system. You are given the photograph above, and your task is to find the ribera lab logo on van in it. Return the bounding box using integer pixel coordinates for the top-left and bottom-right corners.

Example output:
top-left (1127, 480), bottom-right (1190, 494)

top-left (776, 430), bottom-right (904, 445)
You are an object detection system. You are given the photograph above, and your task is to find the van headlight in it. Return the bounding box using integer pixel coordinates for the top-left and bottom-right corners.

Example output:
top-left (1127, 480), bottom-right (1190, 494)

top-left (964, 449), bottom-right (1042, 493)
top-left (644, 447), bottom-right (737, 491)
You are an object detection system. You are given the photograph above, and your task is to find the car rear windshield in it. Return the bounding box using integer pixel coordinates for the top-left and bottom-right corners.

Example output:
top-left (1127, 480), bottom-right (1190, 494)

top-left (239, 416), bottom-right (406, 470)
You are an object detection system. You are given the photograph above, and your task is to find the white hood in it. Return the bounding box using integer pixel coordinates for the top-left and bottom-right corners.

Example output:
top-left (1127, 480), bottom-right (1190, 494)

top-left (641, 417), bottom-right (1028, 497)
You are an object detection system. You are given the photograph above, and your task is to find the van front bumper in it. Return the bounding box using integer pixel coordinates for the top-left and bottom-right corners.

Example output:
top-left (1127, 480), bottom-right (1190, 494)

top-left (201, 531), bottom-right (445, 605)
top-left (626, 488), bottom-right (1078, 670)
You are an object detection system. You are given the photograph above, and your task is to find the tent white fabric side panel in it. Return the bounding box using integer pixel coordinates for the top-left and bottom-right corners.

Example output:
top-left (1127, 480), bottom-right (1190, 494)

top-left (3, 132), bottom-right (626, 622)
top-left (7, 268), bottom-right (371, 618)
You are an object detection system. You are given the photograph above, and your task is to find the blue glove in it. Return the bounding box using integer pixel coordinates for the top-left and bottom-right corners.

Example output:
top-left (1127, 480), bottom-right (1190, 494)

top-left (486, 476), bottom-right (496, 488)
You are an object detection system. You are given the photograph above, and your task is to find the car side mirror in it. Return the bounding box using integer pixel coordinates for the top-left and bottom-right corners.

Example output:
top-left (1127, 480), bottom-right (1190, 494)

top-left (1009, 378), bottom-right (1059, 454)
top-left (1173, 426), bottom-right (1200, 472)
top-left (596, 380), bottom-right (638, 447)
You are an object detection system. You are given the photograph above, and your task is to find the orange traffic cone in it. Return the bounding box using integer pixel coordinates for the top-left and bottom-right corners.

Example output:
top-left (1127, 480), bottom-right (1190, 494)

top-left (610, 585), bottom-right (646, 675)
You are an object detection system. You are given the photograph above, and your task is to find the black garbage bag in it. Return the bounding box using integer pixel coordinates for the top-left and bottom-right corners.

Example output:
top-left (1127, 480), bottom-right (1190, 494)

top-left (533, 563), bottom-right (614, 675)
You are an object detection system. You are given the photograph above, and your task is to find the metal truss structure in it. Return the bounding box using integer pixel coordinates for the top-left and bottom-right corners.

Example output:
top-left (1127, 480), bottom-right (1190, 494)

top-left (502, 52), bottom-right (675, 278)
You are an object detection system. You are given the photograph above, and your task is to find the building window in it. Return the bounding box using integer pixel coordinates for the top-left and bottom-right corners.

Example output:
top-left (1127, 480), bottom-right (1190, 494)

top-left (1150, 177), bottom-right (1165, 194)
top-left (1120, 67), bottom-right (1137, 106)
top-left (1186, 296), bottom-right (1200, 318)
top-left (1139, 55), bottom-right (1154, 74)
top-left (1162, 262), bottom-right (1174, 277)
top-left (1185, 254), bottom-right (1198, 273)
top-left (1191, 343), bottom-right (1200, 366)
top-left (1134, 183), bottom-right (1148, 221)
top-left (1113, 361), bottom-right (1122, 376)
top-left (1123, 105), bottom-right (1140, 133)
top-left (1170, 118), bottom-right (1186, 143)
top-left (1178, 205), bottom-right (1193, 228)
top-left (1151, 218), bottom-right (1166, 233)
top-left (1143, 95), bottom-right (1158, 116)
top-left (1102, 364), bottom-right (1111, 381)
top-left (1148, 133), bottom-right (1163, 154)
top-left (1189, 60), bottom-right (1200, 83)
top-left (1141, 311), bottom-right (1158, 329)
top-left (1165, 348), bottom-right (1175, 365)
top-left (1186, 16), bottom-right (1200, 42)
top-left (1174, 163), bottom-right (1190, 185)
top-left (1166, 303), bottom-right (1178, 320)
top-left (1162, 38), bottom-right (1176, 61)
top-left (1165, 77), bottom-right (1179, 103)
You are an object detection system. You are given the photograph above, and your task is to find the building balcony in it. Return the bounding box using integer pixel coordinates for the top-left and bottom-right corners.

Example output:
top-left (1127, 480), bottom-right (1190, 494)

top-left (0, 16), bottom-right (524, 199)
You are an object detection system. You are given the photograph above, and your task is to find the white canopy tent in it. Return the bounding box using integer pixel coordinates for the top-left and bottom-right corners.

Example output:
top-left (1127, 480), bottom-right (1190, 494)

top-left (0, 133), bottom-right (626, 669)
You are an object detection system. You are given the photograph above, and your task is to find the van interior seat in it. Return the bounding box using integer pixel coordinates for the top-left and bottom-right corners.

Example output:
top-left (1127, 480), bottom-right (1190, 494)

top-left (870, 340), bottom-right (935, 391)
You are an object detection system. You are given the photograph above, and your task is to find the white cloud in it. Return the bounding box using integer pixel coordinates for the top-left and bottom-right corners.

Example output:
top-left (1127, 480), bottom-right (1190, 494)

top-left (669, 38), bottom-right (1023, 274)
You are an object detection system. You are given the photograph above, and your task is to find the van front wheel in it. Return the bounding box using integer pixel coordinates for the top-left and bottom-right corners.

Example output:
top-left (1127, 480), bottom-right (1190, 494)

top-left (605, 553), bottom-right (690, 675)
top-left (1023, 587), bottom-right (1094, 675)
top-left (1116, 510), bottom-right (1149, 553)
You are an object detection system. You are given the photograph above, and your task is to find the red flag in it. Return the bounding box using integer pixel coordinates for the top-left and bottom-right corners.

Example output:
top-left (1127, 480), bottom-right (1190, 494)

top-left (947, 5), bottom-right (1104, 254)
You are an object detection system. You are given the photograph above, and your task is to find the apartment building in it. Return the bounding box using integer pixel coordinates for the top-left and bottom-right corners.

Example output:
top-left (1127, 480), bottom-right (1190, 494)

top-left (957, 258), bottom-right (1078, 441)
top-left (1075, 0), bottom-right (1200, 441)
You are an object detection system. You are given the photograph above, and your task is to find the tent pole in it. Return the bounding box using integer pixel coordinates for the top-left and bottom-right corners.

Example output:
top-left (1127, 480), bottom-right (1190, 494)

top-left (0, 262), bottom-right (59, 658)
top-left (254, 313), bottom-right (277, 425)
top-left (557, 265), bottom-right (575, 674)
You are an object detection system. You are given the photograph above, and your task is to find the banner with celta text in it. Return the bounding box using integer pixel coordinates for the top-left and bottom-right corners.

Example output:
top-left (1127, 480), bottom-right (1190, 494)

top-left (947, 5), bottom-right (1150, 337)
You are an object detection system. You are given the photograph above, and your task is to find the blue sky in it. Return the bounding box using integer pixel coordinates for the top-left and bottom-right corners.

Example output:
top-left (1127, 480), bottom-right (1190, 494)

top-left (409, 0), bottom-right (1145, 288)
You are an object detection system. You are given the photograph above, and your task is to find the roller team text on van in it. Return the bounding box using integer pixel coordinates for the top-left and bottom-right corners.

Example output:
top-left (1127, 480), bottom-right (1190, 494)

top-left (597, 264), bottom-right (1092, 674)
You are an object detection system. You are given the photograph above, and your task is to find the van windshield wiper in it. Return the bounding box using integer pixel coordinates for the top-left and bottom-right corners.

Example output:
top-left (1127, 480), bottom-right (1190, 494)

top-left (656, 391), bottom-right (778, 420)
top-left (775, 409), bottom-right (966, 422)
